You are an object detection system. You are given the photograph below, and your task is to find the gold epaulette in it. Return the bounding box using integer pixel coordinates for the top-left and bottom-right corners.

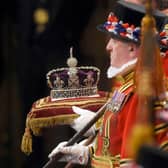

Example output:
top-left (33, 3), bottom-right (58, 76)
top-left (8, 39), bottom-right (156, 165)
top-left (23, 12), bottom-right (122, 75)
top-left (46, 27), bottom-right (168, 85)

top-left (118, 70), bottom-right (135, 93)
top-left (118, 78), bottom-right (134, 93)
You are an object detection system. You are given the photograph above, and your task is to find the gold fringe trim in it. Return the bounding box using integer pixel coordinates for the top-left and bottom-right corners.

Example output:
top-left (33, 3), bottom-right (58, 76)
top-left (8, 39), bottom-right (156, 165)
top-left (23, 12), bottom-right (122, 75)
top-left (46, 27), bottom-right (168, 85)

top-left (21, 127), bottom-right (32, 155)
top-left (28, 114), bottom-right (79, 134)
top-left (21, 95), bottom-right (108, 155)
top-left (20, 114), bottom-right (83, 155)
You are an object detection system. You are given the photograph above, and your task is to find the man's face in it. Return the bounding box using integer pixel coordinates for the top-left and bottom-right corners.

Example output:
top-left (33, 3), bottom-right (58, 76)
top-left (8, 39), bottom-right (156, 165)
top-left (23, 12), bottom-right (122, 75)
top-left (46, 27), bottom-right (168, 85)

top-left (106, 38), bottom-right (132, 68)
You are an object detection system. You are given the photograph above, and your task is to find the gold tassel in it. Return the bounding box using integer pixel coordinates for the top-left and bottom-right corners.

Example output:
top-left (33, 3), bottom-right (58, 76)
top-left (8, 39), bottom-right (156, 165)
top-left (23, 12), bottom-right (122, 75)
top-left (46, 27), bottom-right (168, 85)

top-left (127, 0), bottom-right (165, 160)
top-left (31, 127), bottom-right (42, 136)
top-left (21, 127), bottom-right (32, 155)
top-left (127, 124), bottom-right (154, 158)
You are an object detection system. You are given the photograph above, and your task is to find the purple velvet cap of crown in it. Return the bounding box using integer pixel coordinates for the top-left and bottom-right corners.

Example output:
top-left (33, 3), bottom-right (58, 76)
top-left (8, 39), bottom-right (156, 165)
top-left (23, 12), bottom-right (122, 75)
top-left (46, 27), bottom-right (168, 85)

top-left (46, 66), bottom-right (100, 99)
top-left (47, 67), bottom-right (100, 89)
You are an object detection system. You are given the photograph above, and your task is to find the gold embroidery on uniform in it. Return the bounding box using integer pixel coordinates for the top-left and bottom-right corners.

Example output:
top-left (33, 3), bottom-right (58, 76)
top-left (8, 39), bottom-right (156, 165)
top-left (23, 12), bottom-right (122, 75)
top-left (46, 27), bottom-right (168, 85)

top-left (102, 113), bottom-right (112, 155)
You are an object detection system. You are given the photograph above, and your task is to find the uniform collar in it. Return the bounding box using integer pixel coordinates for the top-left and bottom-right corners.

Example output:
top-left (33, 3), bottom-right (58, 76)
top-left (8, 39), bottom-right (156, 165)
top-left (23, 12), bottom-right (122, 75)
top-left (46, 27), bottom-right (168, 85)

top-left (112, 69), bottom-right (135, 91)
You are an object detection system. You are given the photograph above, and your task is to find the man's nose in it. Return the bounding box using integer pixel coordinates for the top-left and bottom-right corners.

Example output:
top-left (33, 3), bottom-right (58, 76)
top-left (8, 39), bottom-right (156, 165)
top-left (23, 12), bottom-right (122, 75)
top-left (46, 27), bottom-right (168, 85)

top-left (106, 39), bottom-right (113, 52)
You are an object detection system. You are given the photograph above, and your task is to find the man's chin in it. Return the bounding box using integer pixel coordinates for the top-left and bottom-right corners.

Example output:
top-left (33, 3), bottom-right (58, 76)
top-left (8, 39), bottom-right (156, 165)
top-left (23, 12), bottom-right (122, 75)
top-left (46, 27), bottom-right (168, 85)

top-left (107, 66), bottom-right (122, 79)
top-left (107, 59), bottom-right (137, 79)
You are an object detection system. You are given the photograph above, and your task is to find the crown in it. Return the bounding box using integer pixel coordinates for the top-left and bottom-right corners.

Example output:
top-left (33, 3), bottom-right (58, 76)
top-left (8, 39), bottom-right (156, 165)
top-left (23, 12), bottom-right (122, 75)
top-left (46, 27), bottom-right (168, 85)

top-left (46, 47), bottom-right (100, 99)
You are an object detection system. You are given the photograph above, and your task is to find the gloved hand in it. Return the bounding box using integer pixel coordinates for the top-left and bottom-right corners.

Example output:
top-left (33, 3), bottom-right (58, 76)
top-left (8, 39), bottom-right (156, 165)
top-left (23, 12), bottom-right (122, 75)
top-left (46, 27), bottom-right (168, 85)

top-left (71, 106), bottom-right (96, 137)
top-left (48, 140), bottom-right (90, 165)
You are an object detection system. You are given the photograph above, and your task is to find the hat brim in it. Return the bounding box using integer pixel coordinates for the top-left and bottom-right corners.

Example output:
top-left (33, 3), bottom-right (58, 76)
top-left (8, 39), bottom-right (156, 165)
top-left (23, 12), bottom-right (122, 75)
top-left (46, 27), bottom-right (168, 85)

top-left (116, 1), bottom-right (166, 31)
top-left (97, 0), bottom-right (166, 46)
top-left (118, 0), bottom-right (166, 18)
top-left (97, 24), bottom-right (140, 44)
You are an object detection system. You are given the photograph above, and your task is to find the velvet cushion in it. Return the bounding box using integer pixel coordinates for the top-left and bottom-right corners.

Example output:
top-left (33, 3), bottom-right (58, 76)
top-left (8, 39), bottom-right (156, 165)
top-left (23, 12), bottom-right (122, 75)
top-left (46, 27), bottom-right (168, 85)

top-left (26, 91), bottom-right (109, 135)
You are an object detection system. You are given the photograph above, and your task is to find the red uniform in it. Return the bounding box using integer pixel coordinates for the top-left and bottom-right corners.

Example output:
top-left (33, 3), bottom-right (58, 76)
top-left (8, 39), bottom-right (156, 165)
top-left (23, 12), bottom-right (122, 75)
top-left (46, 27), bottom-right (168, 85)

top-left (91, 71), bottom-right (168, 168)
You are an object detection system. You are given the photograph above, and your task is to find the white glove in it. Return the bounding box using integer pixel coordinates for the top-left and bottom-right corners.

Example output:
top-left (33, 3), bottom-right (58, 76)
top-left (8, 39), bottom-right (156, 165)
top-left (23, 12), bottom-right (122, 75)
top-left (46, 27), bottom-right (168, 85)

top-left (71, 106), bottom-right (96, 137)
top-left (48, 140), bottom-right (89, 165)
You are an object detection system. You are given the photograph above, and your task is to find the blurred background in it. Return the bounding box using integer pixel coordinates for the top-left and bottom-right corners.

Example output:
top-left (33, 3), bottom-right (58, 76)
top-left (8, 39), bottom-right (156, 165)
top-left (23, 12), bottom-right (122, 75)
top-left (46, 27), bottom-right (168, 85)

top-left (0, 0), bottom-right (115, 167)
top-left (1, 0), bottom-right (168, 167)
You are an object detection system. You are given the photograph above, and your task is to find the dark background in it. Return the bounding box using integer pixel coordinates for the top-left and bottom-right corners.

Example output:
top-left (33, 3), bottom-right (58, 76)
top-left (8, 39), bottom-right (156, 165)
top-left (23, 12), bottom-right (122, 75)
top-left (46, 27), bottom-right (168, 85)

top-left (1, 0), bottom-right (168, 168)
top-left (0, 0), bottom-right (115, 167)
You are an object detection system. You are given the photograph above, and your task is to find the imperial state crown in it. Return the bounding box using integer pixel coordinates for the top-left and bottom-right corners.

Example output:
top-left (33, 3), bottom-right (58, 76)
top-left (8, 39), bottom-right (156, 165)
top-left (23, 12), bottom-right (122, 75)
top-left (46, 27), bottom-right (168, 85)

top-left (46, 47), bottom-right (100, 99)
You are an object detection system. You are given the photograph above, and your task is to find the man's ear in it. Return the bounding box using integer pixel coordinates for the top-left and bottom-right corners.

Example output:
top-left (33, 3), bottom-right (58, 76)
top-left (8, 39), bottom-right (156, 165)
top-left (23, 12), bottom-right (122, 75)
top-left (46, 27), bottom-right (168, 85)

top-left (128, 43), bottom-right (138, 58)
top-left (128, 45), bottom-right (134, 52)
